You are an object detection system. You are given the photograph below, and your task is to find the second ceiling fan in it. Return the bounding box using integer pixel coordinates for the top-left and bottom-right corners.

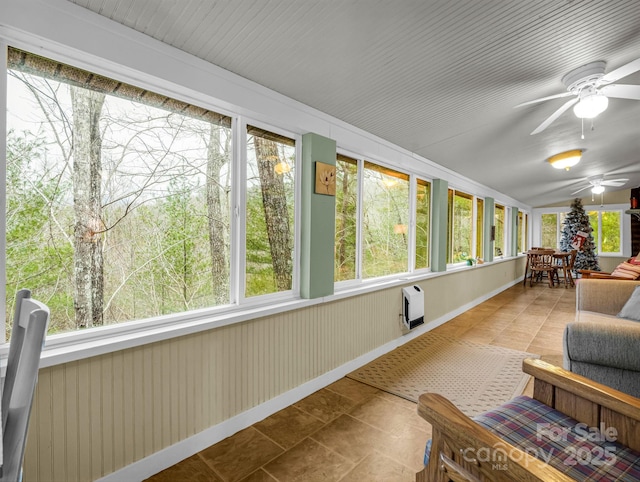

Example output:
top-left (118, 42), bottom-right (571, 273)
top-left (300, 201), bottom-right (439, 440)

top-left (516, 57), bottom-right (640, 135)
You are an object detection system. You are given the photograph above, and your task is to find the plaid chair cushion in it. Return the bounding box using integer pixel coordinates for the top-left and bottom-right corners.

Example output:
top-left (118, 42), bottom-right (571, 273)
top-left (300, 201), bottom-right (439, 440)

top-left (473, 395), bottom-right (640, 481)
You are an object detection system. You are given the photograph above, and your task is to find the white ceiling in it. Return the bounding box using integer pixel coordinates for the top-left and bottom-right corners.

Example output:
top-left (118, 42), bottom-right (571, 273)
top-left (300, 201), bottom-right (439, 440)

top-left (66, 0), bottom-right (640, 207)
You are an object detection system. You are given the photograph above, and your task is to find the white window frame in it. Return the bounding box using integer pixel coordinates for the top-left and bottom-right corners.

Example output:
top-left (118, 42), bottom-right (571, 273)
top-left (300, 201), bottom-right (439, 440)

top-left (532, 204), bottom-right (630, 256)
top-left (239, 118), bottom-right (302, 306)
top-left (447, 187), bottom-right (481, 266)
top-left (1, 41), bottom-right (308, 363)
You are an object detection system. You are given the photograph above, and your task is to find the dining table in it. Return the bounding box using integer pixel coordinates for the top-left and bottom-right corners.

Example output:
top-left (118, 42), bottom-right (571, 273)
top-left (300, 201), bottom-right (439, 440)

top-left (523, 249), bottom-right (574, 287)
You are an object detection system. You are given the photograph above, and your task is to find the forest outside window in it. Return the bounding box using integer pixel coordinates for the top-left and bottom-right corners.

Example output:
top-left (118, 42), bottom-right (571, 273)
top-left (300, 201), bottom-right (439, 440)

top-left (335, 154), bottom-right (358, 282)
top-left (588, 210), bottom-right (622, 254)
top-left (517, 211), bottom-right (529, 253)
top-left (245, 126), bottom-right (296, 297)
top-left (361, 162), bottom-right (409, 278)
top-left (494, 203), bottom-right (505, 257)
top-left (447, 189), bottom-right (475, 264)
top-left (5, 47), bottom-right (237, 339)
top-left (476, 197), bottom-right (484, 261)
top-left (541, 213), bottom-right (559, 249)
top-left (415, 178), bottom-right (431, 270)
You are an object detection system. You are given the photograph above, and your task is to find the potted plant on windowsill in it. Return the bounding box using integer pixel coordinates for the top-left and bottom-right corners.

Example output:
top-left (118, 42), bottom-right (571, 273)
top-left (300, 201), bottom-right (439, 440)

top-left (465, 256), bottom-right (476, 266)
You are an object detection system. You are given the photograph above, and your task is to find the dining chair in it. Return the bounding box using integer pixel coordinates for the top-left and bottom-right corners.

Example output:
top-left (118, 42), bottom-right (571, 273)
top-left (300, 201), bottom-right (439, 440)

top-left (1, 289), bottom-right (50, 482)
top-left (555, 249), bottom-right (577, 287)
top-left (528, 249), bottom-right (558, 287)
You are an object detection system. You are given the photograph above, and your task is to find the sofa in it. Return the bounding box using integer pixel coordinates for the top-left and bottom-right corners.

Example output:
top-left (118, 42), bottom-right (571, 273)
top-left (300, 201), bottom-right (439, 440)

top-left (563, 278), bottom-right (640, 398)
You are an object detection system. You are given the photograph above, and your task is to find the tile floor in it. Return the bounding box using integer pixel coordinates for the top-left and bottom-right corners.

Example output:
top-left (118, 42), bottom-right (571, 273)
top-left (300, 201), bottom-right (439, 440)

top-left (145, 282), bottom-right (576, 482)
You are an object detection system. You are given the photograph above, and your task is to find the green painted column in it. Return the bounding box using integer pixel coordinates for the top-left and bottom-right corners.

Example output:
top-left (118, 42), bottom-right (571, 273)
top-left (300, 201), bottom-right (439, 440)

top-left (300, 133), bottom-right (337, 298)
top-left (484, 197), bottom-right (495, 263)
top-left (430, 179), bottom-right (448, 272)
top-left (510, 207), bottom-right (519, 256)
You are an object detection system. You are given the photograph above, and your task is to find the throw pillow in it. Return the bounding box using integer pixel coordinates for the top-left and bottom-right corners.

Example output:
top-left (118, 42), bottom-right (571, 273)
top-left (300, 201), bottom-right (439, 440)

top-left (610, 262), bottom-right (640, 280)
top-left (631, 253), bottom-right (640, 265)
top-left (618, 286), bottom-right (640, 322)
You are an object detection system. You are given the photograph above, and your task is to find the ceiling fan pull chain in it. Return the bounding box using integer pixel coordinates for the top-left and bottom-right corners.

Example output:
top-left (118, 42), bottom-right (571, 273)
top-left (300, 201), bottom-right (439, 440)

top-left (581, 117), bottom-right (585, 139)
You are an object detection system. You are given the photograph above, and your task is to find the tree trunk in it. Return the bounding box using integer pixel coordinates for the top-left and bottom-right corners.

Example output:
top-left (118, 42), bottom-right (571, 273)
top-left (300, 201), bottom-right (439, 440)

top-left (253, 137), bottom-right (292, 291)
top-left (207, 126), bottom-right (229, 304)
top-left (71, 87), bottom-right (105, 328)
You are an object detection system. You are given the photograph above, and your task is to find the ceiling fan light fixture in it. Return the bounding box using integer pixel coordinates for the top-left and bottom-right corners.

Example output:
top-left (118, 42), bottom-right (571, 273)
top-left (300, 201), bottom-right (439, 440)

top-left (548, 149), bottom-right (583, 171)
top-left (591, 184), bottom-right (605, 194)
top-left (573, 91), bottom-right (608, 119)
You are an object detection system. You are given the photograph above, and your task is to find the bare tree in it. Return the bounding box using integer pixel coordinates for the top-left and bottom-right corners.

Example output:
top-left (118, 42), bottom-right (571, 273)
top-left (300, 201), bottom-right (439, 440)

top-left (207, 126), bottom-right (230, 304)
top-left (71, 87), bottom-right (105, 328)
top-left (253, 137), bottom-right (292, 291)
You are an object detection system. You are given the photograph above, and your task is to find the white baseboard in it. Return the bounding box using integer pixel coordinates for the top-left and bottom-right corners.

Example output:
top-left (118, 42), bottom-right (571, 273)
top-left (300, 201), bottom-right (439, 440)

top-left (96, 277), bottom-right (522, 482)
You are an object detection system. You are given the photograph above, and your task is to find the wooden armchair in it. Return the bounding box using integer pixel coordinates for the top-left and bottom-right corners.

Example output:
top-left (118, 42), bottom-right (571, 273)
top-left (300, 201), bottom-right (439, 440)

top-left (416, 358), bottom-right (640, 482)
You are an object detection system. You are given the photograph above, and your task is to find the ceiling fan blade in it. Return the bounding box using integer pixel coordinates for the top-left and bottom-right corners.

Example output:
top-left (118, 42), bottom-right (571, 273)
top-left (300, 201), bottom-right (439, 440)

top-left (571, 185), bottom-right (591, 195)
top-left (600, 84), bottom-right (640, 100)
top-left (514, 92), bottom-right (573, 108)
top-left (600, 57), bottom-right (640, 84)
top-left (530, 98), bottom-right (578, 135)
top-left (602, 179), bottom-right (629, 187)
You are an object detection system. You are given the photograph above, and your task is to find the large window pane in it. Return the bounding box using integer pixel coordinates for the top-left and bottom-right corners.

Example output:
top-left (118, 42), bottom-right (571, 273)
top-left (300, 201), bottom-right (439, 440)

top-left (601, 211), bottom-right (621, 253)
top-left (448, 190), bottom-right (473, 263)
top-left (6, 47), bottom-right (232, 336)
top-left (361, 162), bottom-right (409, 278)
top-left (494, 204), bottom-right (505, 257)
top-left (517, 211), bottom-right (523, 253)
top-left (476, 198), bottom-right (484, 260)
top-left (245, 126), bottom-right (295, 297)
top-left (541, 214), bottom-right (558, 248)
top-left (588, 211), bottom-right (599, 254)
top-left (415, 179), bottom-right (431, 270)
top-left (335, 155), bottom-right (358, 281)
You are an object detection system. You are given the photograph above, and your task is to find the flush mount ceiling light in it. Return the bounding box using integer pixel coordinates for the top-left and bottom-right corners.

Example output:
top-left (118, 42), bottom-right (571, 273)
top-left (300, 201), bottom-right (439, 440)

top-left (548, 149), bottom-right (583, 171)
top-left (573, 89), bottom-right (609, 119)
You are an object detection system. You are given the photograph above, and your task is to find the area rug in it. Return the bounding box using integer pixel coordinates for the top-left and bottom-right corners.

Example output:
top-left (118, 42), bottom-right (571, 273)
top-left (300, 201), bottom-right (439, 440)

top-left (347, 332), bottom-right (539, 416)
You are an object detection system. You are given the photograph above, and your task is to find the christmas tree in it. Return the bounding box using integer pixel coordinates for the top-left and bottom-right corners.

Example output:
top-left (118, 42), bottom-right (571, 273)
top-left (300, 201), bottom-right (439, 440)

top-left (559, 198), bottom-right (600, 272)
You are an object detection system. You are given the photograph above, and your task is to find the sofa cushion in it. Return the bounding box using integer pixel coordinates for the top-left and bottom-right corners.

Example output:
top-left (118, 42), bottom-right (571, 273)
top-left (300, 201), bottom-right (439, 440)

top-left (610, 262), bottom-right (640, 280)
top-left (618, 286), bottom-right (640, 322)
top-left (473, 395), bottom-right (640, 481)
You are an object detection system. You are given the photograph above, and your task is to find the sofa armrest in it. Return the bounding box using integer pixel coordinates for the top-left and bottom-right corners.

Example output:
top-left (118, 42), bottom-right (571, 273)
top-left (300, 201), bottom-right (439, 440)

top-left (563, 321), bottom-right (640, 372)
top-left (576, 278), bottom-right (640, 315)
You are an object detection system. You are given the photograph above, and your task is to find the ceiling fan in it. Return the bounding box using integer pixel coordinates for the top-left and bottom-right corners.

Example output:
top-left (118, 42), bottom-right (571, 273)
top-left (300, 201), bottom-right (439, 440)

top-left (516, 58), bottom-right (640, 135)
top-left (570, 175), bottom-right (629, 195)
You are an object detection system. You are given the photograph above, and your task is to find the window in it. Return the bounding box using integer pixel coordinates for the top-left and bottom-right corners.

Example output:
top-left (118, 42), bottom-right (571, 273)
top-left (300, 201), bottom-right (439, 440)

top-left (541, 213), bottom-right (558, 248)
top-left (245, 126), bottom-right (296, 297)
top-left (517, 211), bottom-right (529, 253)
top-left (447, 189), bottom-right (474, 263)
top-left (335, 154), bottom-right (358, 281)
top-left (334, 156), bottom-right (430, 282)
top-left (415, 178), bottom-right (431, 270)
top-left (588, 210), bottom-right (622, 254)
top-left (6, 47), bottom-right (233, 336)
top-left (476, 198), bottom-right (484, 260)
top-left (361, 162), bottom-right (409, 278)
top-left (539, 208), bottom-right (622, 255)
top-left (494, 203), bottom-right (505, 257)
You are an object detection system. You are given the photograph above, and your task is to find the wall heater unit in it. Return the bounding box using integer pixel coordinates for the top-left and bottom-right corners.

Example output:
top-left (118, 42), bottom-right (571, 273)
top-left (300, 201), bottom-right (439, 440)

top-left (402, 285), bottom-right (424, 331)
